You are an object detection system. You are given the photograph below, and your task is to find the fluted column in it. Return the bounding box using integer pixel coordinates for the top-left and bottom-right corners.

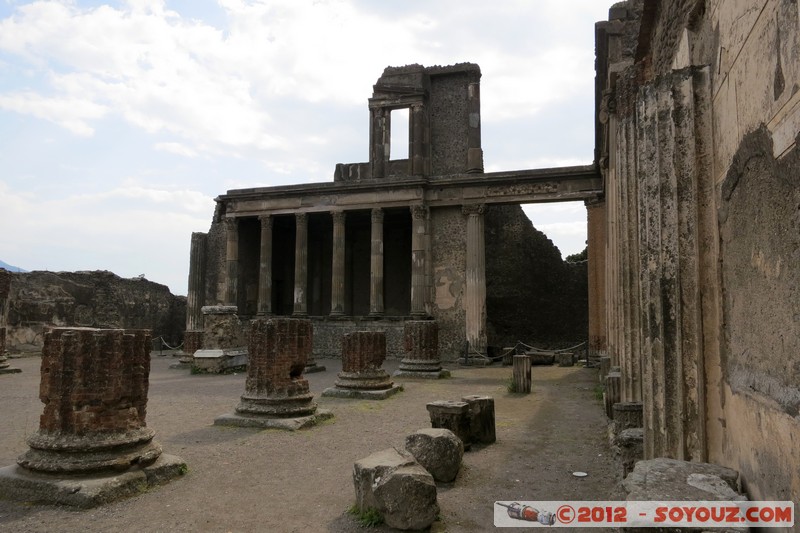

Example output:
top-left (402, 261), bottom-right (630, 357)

top-left (410, 205), bottom-right (428, 317)
top-left (257, 215), bottom-right (273, 316)
top-left (463, 204), bottom-right (487, 354)
top-left (369, 208), bottom-right (384, 317)
top-left (330, 211), bottom-right (346, 316)
top-left (293, 213), bottom-right (308, 316)
top-left (224, 218), bottom-right (239, 308)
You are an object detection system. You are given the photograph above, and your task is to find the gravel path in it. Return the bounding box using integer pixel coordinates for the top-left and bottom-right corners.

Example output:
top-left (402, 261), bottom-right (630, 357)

top-left (0, 354), bottom-right (619, 532)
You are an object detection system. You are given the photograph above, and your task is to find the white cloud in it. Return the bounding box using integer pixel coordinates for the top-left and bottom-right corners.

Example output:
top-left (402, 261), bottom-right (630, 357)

top-left (0, 90), bottom-right (107, 135)
top-left (155, 142), bottom-right (198, 158)
top-left (0, 180), bottom-right (213, 293)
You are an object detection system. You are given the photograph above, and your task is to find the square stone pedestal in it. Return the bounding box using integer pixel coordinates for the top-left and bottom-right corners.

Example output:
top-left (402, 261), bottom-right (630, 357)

top-left (214, 409), bottom-right (334, 431)
top-left (0, 454), bottom-right (187, 508)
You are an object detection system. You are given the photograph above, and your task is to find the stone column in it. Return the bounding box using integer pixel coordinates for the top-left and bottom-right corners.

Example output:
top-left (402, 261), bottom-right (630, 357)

top-left (182, 232), bottom-right (207, 362)
top-left (466, 80), bottom-right (484, 173)
top-left (0, 327), bottom-right (185, 506)
top-left (369, 107), bottom-right (388, 178)
top-left (293, 212), bottom-right (308, 317)
top-left (214, 318), bottom-right (332, 430)
top-left (224, 217), bottom-right (239, 308)
top-left (410, 205), bottom-right (428, 318)
top-left (394, 320), bottom-right (449, 378)
top-left (410, 104), bottom-right (429, 176)
top-left (463, 204), bottom-right (487, 354)
top-left (330, 211), bottom-right (346, 316)
top-left (369, 208), bottom-right (384, 317)
top-left (257, 215), bottom-right (273, 316)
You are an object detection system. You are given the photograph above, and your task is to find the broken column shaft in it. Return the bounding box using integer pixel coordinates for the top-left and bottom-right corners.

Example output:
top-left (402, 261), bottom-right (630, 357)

top-left (215, 317), bottom-right (332, 430)
top-left (394, 320), bottom-right (449, 379)
top-left (322, 331), bottom-right (401, 399)
top-left (0, 327), bottom-right (185, 507)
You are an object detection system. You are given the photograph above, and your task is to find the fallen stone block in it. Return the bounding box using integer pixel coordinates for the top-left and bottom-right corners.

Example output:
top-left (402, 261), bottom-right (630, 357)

top-left (556, 351), bottom-right (574, 366)
top-left (353, 448), bottom-right (438, 531)
top-left (623, 457), bottom-right (746, 502)
top-left (405, 428), bottom-right (464, 483)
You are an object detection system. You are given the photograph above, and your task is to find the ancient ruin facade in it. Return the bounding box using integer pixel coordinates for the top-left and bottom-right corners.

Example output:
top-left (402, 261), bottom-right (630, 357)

top-left (594, 0), bottom-right (800, 505)
top-left (188, 64), bottom-right (601, 361)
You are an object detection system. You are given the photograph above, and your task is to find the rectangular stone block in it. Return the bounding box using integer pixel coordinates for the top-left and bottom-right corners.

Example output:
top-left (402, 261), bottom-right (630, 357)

top-left (426, 400), bottom-right (471, 448)
top-left (462, 395), bottom-right (496, 445)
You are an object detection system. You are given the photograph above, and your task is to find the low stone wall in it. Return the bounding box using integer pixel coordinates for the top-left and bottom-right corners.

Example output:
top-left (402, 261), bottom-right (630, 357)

top-left (311, 318), bottom-right (406, 359)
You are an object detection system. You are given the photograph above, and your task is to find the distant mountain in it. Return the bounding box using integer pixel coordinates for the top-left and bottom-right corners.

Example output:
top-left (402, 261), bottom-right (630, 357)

top-left (0, 260), bottom-right (27, 273)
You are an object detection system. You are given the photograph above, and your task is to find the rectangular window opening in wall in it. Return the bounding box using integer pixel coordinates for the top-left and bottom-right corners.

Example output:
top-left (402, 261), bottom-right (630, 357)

top-left (390, 107), bottom-right (410, 161)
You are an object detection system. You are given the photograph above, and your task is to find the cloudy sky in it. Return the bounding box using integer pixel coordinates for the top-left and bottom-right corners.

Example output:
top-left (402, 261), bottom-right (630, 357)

top-left (0, 0), bottom-right (613, 295)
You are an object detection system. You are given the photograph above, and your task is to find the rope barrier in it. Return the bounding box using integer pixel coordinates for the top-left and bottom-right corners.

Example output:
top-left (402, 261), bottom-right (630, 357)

top-left (154, 336), bottom-right (184, 351)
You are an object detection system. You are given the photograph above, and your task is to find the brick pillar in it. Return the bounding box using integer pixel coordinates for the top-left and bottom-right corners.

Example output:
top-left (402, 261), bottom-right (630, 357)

top-left (293, 213), bottom-right (308, 317)
top-left (236, 318), bottom-right (316, 418)
top-left (410, 205), bottom-right (428, 318)
top-left (369, 208), bottom-right (384, 317)
top-left (18, 328), bottom-right (161, 473)
top-left (257, 215), bottom-right (273, 316)
top-left (335, 331), bottom-right (393, 390)
top-left (224, 218), bottom-right (239, 308)
top-left (395, 321), bottom-right (449, 378)
top-left (463, 204), bottom-right (487, 354)
top-left (330, 211), bottom-right (346, 316)
top-left (586, 198), bottom-right (607, 362)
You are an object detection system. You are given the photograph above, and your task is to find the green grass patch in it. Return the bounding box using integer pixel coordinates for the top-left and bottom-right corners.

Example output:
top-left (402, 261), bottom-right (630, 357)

top-left (347, 504), bottom-right (384, 527)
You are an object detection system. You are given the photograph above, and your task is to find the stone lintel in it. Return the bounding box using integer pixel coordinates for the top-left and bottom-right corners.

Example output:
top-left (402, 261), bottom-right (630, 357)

top-left (320, 385), bottom-right (402, 400)
top-left (213, 409), bottom-right (333, 431)
top-left (0, 454), bottom-right (186, 508)
top-left (219, 166), bottom-right (601, 217)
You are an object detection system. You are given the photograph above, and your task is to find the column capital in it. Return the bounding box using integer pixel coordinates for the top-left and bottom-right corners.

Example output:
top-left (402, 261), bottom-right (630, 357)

top-left (295, 212), bottom-right (308, 227)
top-left (371, 207), bottom-right (384, 224)
top-left (410, 204), bottom-right (428, 220)
top-left (585, 195), bottom-right (605, 207)
top-left (223, 217), bottom-right (238, 230)
top-left (259, 214), bottom-right (273, 229)
top-left (331, 210), bottom-right (346, 224)
top-left (462, 203), bottom-right (485, 216)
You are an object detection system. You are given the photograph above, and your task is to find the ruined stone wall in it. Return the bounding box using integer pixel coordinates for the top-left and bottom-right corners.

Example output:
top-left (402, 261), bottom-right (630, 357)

top-left (430, 206), bottom-right (467, 359)
top-left (600, 0), bottom-right (800, 505)
top-left (484, 205), bottom-right (587, 348)
top-left (429, 70), bottom-right (471, 176)
top-left (6, 270), bottom-right (186, 352)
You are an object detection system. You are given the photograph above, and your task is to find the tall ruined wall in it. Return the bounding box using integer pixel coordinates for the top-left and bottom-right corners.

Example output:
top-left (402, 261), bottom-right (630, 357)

top-left (705, 0), bottom-right (800, 504)
top-left (600, 0), bottom-right (800, 506)
top-left (6, 270), bottom-right (186, 352)
top-left (485, 205), bottom-right (587, 348)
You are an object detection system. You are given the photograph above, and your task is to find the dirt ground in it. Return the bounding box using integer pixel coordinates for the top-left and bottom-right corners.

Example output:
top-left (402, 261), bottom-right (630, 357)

top-left (0, 353), bottom-right (621, 532)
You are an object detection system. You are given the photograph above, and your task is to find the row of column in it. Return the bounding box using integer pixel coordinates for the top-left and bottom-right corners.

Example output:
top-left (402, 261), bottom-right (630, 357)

top-left (224, 206), bottom-right (430, 318)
